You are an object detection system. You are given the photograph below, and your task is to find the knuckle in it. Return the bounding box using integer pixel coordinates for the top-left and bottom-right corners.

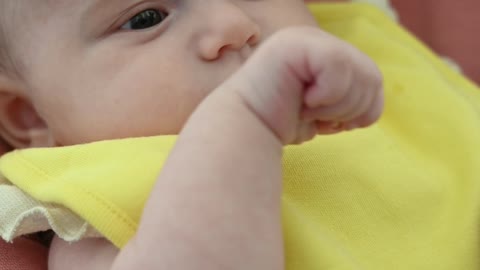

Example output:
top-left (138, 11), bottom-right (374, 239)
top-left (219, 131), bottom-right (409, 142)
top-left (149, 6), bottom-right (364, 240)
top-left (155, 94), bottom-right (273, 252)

top-left (360, 106), bottom-right (382, 127)
top-left (370, 66), bottom-right (384, 92)
top-left (328, 47), bottom-right (353, 73)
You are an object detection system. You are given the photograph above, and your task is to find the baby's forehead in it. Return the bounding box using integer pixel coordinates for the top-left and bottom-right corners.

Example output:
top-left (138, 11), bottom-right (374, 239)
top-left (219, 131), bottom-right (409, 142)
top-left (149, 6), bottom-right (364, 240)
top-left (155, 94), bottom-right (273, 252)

top-left (1, 1), bottom-right (57, 26)
top-left (6, 0), bottom-right (88, 22)
top-left (3, 0), bottom-right (97, 38)
top-left (12, 0), bottom-right (146, 28)
top-left (27, 0), bottom-right (138, 15)
top-left (0, 0), bottom-right (73, 73)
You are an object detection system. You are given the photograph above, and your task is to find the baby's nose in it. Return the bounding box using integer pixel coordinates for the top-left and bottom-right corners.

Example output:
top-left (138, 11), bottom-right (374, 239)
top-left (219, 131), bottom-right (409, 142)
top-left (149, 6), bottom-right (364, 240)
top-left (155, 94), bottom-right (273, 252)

top-left (194, 2), bottom-right (261, 61)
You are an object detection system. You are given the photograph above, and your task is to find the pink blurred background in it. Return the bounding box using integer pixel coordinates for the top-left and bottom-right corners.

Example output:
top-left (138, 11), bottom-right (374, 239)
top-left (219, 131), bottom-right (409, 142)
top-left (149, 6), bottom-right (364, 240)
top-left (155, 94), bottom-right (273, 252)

top-left (392, 0), bottom-right (480, 85)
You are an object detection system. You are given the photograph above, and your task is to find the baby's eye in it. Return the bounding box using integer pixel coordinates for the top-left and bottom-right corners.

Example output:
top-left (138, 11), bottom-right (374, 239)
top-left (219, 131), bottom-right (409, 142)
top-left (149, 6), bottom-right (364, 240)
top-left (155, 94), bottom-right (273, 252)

top-left (121, 9), bottom-right (168, 30)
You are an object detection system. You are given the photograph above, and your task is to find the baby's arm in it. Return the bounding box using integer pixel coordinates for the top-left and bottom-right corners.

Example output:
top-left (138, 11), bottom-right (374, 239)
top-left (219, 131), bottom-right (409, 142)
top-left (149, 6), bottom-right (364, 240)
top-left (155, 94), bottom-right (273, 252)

top-left (49, 27), bottom-right (383, 270)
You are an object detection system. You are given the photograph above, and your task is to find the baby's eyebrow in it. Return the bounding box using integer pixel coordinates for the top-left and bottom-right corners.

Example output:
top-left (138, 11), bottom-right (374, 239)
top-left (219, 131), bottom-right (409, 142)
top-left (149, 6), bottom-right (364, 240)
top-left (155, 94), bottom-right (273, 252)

top-left (84, 0), bottom-right (175, 18)
top-left (83, 0), bottom-right (131, 19)
top-left (80, 0), bottom-right (137, 35)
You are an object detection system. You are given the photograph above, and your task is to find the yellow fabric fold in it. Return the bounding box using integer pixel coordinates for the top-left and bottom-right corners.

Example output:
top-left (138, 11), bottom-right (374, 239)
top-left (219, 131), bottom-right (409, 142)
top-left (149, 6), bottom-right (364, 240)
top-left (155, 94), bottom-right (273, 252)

top-left (1, 3), bottom-right (480, 269)
top-left (0, 136), bottom-right (177, 246)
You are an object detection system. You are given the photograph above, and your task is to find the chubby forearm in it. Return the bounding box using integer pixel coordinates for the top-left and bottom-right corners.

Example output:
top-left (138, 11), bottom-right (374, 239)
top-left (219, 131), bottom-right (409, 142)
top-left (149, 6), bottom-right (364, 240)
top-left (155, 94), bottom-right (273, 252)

top-left (112, 90), bottom-right (285, 270)
top-left (49, 237), bottom-right (118, 270)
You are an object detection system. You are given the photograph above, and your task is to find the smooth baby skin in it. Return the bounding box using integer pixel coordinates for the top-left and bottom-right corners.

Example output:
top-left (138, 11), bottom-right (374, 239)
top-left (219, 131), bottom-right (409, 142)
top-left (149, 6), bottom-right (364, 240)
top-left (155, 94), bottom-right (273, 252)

top-left (50, 27), bottom-right (383, 270)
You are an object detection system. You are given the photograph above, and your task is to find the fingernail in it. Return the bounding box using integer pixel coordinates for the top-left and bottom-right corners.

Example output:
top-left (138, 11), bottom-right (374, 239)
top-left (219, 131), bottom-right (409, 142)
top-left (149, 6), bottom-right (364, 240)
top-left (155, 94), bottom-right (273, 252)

top-left (346, 123), bottom-right (359, 130)
top-left (330, 122), bottom-right (343, 130)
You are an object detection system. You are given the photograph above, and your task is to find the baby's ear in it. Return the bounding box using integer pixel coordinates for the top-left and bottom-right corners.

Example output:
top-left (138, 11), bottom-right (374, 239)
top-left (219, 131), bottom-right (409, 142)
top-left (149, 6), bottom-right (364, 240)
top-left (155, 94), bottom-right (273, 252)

top-left (0, 75), bottom-right (53, 149)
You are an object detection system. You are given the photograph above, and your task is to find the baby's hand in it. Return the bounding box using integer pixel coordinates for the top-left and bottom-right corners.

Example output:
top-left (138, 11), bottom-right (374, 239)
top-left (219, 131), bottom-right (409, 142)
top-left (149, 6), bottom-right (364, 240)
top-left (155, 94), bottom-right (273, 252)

top-left (225, 27), bottom-right (384, 145)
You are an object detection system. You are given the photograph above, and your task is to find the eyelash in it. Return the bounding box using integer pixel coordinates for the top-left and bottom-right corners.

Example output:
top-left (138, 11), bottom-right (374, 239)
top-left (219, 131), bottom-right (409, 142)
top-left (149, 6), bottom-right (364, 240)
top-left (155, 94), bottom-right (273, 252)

top-left (121, 8), bottom-right (169, 31)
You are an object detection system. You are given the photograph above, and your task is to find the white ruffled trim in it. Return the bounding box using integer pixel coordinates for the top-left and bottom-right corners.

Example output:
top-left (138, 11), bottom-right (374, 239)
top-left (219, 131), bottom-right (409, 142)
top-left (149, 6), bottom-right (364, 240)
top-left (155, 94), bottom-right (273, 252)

top-left (0, 182), bottom-right (101, 243)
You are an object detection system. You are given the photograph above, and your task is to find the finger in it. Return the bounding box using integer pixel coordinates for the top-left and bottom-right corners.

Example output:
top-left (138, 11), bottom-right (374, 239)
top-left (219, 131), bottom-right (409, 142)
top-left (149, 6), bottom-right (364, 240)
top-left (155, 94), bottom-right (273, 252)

top-left (304, 49), bottom-right (353, 107)
top-left (347, 89), bottom-right (384, 129)
top-left (293, 122), bottom-right (318, 144)
top-left (337, 82), bottom-right (375, 122)
top-left (302, 82), bottom-right (362, 122)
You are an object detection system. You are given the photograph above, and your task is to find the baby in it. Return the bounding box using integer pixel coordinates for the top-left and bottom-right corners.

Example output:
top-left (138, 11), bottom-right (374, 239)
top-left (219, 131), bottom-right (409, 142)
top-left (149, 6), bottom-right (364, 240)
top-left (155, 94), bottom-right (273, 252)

top-left (4, 0), bottom-right (480, 269)
top-left (0, 0), bottom-right (383, 269)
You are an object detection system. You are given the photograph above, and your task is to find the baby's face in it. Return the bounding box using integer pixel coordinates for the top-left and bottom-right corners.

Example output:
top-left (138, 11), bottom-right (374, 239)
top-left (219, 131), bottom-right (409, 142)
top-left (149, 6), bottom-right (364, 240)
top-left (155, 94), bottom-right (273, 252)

top-left (20, 0), bottom-right (317, 146)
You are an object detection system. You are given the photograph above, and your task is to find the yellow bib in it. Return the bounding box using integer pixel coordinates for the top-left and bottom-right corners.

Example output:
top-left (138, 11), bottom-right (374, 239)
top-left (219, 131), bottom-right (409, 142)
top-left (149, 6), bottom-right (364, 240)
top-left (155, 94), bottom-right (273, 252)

top-left (2, 3), bottom-right (480, 269)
